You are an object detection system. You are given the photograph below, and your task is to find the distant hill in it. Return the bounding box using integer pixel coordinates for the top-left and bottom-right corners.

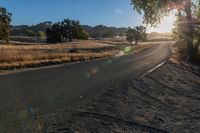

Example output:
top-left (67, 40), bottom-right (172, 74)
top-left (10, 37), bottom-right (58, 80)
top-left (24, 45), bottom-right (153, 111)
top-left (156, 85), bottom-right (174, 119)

top-left (147, 32), bottom-right (172, 38)
top-left (11, 21), bottom-right (52, 36)
top-left (82, 25), bottom-right (127, 38)
top-left (11, 22), bottom-right (173, 41)
top-left (11, 22), bottom-right (128, 38)
top-left (147, 32), bottom-right (173, 41)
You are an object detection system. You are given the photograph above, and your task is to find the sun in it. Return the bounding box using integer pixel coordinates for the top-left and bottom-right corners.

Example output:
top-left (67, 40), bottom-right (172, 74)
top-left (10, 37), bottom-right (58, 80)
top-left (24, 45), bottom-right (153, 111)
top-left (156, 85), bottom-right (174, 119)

top-left (147, 13), bottom-right (177, 33)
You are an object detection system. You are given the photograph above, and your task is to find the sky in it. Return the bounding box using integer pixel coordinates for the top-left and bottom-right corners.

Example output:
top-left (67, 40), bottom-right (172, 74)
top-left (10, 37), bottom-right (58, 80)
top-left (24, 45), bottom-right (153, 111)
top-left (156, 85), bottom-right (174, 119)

top-left (0, 0), bottom-right (176, 33)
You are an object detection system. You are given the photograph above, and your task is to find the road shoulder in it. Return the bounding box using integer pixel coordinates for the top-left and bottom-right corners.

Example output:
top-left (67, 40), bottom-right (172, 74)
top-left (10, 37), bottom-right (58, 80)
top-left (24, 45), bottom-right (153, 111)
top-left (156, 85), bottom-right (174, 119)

top-left (44, 61), bottom-right (200, 133)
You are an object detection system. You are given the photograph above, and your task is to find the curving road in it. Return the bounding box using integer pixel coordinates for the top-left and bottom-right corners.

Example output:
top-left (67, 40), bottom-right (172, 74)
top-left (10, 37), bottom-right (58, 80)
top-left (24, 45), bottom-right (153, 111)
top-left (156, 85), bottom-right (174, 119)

top-left (0, 41), bottom-right (173, 132)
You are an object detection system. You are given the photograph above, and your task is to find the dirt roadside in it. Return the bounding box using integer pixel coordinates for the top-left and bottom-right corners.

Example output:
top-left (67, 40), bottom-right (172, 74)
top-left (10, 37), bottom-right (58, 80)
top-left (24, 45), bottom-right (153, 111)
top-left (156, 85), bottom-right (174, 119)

top-left (43, 61), bottom-right (200, 133)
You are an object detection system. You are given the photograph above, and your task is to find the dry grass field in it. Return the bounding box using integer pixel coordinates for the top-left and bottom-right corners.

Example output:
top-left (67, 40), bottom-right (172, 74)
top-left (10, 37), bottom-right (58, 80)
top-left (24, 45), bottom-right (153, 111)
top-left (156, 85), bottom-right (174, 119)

top-left (0, 39), bottom-right (152, 72)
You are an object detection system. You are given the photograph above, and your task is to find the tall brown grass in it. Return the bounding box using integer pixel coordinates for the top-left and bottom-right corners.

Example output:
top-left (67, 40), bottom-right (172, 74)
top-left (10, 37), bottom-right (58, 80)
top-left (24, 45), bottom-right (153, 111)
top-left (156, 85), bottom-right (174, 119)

top-left (0, 39), bottom-right (152, 71)
top-left (0, 47), bottom-right (117, 70)
top-left (0, 40), bottom-right (121, 70)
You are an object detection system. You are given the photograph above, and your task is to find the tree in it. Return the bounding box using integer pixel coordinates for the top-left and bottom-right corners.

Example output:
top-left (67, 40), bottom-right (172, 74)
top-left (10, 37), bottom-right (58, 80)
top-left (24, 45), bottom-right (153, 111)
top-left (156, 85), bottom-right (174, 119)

top-left (103, 30), bottom-right (114, 38)
top-left (126, 27), bottom-right (134, 43)
top-left (76, 30), bottom-right (89, 40)
top-left (46, 19), bottom-right (89, 43)
top-left (126, 26), bottom-right (146, 45)
top-left (61, 19), bottom-right (88, 42)
top-left (61, 19), bottom-right (72, 42)
top-left (46, 28), bottom-right (52, 43)
top-left (131, 0), bottom-right (200, 62)
top-left (46, 23), bottom-right (62, 43)
top-left (26, 29), bottom-right (35, 37)
top-left (37, 31), bottom-right (45, 38)
top-left (0, 7), bottom-right (12, 43)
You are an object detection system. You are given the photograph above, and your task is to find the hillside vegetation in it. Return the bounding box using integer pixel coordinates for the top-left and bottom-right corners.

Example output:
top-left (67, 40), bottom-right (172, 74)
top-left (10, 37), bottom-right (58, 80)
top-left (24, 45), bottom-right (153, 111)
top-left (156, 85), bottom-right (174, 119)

top-left (11, 22), bottom-right (128, 39)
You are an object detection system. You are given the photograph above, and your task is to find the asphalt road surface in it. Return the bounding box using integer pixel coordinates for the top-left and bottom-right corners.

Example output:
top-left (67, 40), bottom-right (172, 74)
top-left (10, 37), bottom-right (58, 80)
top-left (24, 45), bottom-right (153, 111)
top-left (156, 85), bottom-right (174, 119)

top-left (0, 41), bottom-right (173, 132)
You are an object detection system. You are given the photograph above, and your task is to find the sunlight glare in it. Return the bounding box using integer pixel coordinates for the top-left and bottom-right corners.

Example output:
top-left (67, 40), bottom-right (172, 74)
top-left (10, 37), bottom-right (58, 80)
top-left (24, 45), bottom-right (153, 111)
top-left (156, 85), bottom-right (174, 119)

top-left (147, 13), bottom-right (176, 33)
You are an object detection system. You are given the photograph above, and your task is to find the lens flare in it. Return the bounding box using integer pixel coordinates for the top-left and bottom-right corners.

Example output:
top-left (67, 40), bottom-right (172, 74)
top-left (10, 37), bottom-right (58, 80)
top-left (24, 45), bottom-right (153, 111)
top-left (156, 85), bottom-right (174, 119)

top-left (147, 13), bottom-right (176, 33)
top-left (84, 73), bottom-right (91, 79)
top-left (106, 59), bottom-right (113, 64)
top-left (124, 46), bottom-right (133, 53)
top-left (90, 67), bottom-right (99, 75)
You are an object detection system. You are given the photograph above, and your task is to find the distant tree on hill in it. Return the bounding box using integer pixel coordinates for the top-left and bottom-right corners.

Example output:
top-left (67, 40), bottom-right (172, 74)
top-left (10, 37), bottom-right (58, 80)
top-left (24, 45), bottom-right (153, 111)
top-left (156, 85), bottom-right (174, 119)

top-left (46, 19), bottom-right (88, 43)
top-left (103, 30), bottom-right (114, 38)
top-left (82, 25), bottom-right (127, 38)
top-left (0, 7), bottom-right (12, 43)
top-left (126, 26), bottom-right (146, 45)
top-left (76, 30), bottom-right (89, 40)
top-left (37, 31), bottom-right (45, 38)
top-left (26, 29), bottom-right (35, 37)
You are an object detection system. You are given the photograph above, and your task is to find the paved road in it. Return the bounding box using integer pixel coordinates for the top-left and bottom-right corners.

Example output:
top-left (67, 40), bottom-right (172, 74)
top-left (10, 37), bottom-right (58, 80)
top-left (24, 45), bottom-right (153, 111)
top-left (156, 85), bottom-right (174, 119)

top-left (0, 41), bottom-right (173, 132)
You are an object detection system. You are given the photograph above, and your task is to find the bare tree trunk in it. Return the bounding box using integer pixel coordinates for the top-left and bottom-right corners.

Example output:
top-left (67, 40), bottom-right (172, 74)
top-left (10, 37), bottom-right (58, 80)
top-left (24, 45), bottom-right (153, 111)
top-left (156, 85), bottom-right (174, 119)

top-left (6, 35), bottom-right (9, 43)
top-left (135, 37), bottom-right (138, 45)
top-left (193, 39), bottom-right (200, 59)
top-left (68, 32), bottom-right (72, 42)
top-left (3, 37), bottom-right (9, 43)
top-left (184, 0), bottom-right (195, 62)
top-left (69, 35), bottom-right (72, 42)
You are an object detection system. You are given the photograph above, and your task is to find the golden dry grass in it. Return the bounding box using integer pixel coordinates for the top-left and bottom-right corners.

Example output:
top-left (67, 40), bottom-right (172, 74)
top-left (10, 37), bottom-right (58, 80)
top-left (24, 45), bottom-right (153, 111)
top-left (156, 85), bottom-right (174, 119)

top-left (0, 39), bottom-right (152, 71)
top-left (0, 49), bottom-right (118, 70)
top-left (0, 40), bottom-right (121, 70)
top-left (7, 40), bottom-right (117, 50)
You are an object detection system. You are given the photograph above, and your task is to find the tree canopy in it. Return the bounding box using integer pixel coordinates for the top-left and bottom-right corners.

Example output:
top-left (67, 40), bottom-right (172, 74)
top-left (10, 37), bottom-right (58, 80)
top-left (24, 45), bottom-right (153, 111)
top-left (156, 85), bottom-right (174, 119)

top-left (126, 25), bottom-right (146, 45)
top-left (46, 19), bottom-right (89, 43)
top-left (0, 7), bottom-right (12, 43)
top-left (131, 0), bottom-right (200, 62)
top-left (131, 0), bottom-right (184, 26)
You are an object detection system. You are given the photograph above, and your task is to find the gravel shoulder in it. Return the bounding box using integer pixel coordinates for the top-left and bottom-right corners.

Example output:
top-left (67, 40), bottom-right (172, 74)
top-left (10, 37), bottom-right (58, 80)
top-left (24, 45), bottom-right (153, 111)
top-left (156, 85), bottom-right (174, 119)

top-left (44, 62), bottom-right (200, 133)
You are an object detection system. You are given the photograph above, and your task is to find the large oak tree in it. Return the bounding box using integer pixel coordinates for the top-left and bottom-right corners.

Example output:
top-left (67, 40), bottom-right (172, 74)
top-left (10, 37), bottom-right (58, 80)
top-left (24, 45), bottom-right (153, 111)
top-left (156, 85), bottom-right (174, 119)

top-left (126, 26), bottom-right (146, 45)
top-left (131, 0), bottom-right (200, 61)
top-left (46, 19), bottom-right (89, 43)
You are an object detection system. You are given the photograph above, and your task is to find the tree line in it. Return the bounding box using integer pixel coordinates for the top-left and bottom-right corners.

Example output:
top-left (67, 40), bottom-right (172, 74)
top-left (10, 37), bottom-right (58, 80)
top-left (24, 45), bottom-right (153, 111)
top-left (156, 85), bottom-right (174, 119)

top-left (11, 23), bottom-right (128, 39)
top-left (11, 21), bottom-right (52, 38)
top-left (82, 25), bottom-right (127, 38)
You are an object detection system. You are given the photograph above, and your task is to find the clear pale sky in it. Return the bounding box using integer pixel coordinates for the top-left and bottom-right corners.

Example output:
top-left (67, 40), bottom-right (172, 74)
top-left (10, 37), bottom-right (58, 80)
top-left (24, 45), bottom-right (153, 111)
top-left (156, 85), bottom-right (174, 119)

top-left (0, 0), bottom-right (175, 32)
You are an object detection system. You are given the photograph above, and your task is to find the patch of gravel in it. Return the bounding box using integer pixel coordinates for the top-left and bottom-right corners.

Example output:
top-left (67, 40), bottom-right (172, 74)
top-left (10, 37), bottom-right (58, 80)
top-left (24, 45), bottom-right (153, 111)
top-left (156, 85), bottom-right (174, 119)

top-left (44, 62), bottom-right (200, 133)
